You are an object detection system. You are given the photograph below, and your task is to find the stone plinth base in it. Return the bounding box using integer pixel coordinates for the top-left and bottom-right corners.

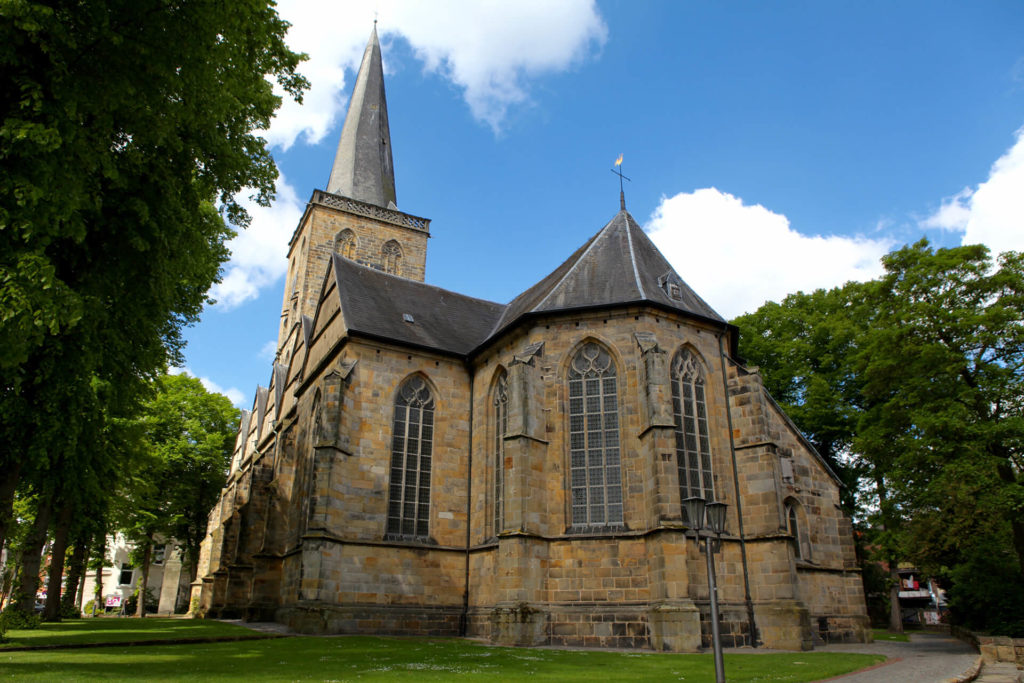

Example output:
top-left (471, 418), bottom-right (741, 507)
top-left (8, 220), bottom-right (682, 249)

top-left (277, 602), bottom-right (463, 636)
top-left (754, 600), bottom-right (813, 650)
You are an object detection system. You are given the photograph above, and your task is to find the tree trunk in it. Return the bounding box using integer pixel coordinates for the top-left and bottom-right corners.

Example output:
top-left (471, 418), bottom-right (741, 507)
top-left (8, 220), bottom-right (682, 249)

top-left (135, 533), bottom-right (153, 618)
top-left (62, 534), bottom-right (89, 616)
top-left (874, 475), bottom-right (904, 634)
top-left (43, 504), bottom-right (73, 621)
top-left (0, 458), bottom-right (22, 561)
top-left (92, 535), bottom-right (106, 616)
top-left (14, 497), bottom-right (53, 613)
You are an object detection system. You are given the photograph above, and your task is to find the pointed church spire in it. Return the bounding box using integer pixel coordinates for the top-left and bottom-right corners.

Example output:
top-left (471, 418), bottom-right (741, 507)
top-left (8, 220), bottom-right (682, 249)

top-left (327, 24), bottom-right (397, 209)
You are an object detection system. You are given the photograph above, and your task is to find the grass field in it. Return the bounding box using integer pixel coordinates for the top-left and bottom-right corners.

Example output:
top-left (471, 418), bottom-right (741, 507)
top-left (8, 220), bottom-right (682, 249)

top-left (0, 617), bottom-right (262, 649)
top-left (870, 628), bottom-right (911, 642)
top-left (0, 619), bottom-right (885, 681)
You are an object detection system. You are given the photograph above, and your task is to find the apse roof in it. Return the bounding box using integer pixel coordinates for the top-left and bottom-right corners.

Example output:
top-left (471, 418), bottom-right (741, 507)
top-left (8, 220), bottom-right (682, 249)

top-left (328, 209), bottom-right (728, 358)
top-left (486, 210), bottom-right (724, 341)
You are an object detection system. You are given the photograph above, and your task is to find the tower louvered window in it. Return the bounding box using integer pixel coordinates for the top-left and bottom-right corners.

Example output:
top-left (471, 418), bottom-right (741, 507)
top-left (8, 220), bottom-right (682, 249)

top-left (383, 240), bottom-right (402, 274)
top-left (568, 342), bottom-right (623, 528)
top-left (493, 371), bottom-right (508, 536)
top-left (335, 229), bottom-right (357, 259)
top-left (672, 350), bottom-right (715, 506)
top-left (387, 376), bottom-right (434, 539)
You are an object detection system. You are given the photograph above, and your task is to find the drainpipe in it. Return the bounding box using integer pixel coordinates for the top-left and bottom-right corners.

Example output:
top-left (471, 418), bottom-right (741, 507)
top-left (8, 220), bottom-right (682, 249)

top-left (461, 365), bottom-right (475, 636)
top-left (718, 331), bottom-right (759, 646)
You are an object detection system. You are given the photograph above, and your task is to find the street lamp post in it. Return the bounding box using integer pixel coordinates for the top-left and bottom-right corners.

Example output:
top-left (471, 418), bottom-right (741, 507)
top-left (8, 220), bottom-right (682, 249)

top-left (684, 496), bottom-right (728, 683)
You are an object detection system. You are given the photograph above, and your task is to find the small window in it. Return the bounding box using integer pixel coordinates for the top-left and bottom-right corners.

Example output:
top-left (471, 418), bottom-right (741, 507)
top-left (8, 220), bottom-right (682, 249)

top-left (493, 370), bottom-right (509, 536)
top-left (382, 240), bottom-right (403, 275)
top-left (118, 563), bottom-right (134, 586)
top-left (335, 229), bottom-right (357, 259)
top-left (153, 544), bottom-right (166, 565)
top-left (785, 500), bottom-right (811, 562)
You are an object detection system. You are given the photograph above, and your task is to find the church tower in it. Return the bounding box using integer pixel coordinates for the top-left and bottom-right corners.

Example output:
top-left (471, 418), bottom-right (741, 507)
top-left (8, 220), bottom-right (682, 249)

top-left (276, 24), bottom-right (430, 353)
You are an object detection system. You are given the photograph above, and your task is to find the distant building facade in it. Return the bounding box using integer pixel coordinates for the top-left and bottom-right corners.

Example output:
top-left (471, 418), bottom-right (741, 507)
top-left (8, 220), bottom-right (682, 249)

top-left (79, 535), bottom-right (191, 615)
top-left (192, 26), bottom-right (870, 651)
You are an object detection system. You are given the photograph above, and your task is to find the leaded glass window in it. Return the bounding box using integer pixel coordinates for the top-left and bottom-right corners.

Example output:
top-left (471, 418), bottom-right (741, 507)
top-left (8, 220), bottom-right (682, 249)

top-left (386, 376), bottom-right (434, 538)
top-left (568, 342), bottom-right (623, 528)
top-left (493, 371), bottom-right (509, 536)
top-left (671, 350), bottom-right (715, 507)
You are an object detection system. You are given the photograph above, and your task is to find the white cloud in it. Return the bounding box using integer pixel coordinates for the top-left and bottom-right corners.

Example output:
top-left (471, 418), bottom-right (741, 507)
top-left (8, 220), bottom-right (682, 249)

top-left (258, 339), bottom-right (278, 361)
top-left (645, 188), bottom-right (894, 319)
top-left (268, 0), bottom-right (606, 146)
top-left (168, 368), bottom-right (247, 408)
top-left (921, 126), bottom-right (1024, 256)
top-left (210, 174), bottom-right (302, 309)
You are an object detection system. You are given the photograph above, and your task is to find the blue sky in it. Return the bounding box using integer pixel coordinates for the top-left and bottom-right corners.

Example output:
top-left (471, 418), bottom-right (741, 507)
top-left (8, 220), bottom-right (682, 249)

top-left (180, 0), bottom-right (1024, 408)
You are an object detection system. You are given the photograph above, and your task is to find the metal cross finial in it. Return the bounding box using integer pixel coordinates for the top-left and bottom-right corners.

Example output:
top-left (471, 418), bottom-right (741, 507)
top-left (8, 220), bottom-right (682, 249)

top-left (611, 154), bottom-right (631, 210)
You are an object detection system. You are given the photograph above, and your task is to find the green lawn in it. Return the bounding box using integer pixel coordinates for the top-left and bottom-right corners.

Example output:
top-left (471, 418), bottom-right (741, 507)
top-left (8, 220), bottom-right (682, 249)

top-left (870, 628), bottom-right (910, 642)
top-left (0, 617), bottom-right (263, 649)
top-left (0, 630), bottom-right (884, 682)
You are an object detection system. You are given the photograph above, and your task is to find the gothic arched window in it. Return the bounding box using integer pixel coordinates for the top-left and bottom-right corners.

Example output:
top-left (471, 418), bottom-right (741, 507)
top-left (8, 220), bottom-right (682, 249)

top-left (672, 349), bottom-right (715, 506)
top-left (492, 370), bottom-right (509, 536)
top-left (567, 342), bottom-right (623, 528)
top-left (335, 229), bottom-right (357, 259)
top-left (386, 376), bottom-right (434, 539)
top-left (382, 239), bottom-right (402, 275)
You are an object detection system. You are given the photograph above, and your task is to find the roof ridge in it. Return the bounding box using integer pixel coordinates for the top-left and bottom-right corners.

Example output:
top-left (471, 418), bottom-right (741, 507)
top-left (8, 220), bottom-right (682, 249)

top-left (624, 215), bottom-right (646, 299)
top-left (533, 215), bottom-right (617, 311)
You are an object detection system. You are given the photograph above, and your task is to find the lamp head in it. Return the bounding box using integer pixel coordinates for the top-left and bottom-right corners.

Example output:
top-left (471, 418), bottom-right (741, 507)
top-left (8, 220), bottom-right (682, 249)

top-left (706, 501), bottom-right (728, 535)
top-left (683, 496), bottom-right (706, 531)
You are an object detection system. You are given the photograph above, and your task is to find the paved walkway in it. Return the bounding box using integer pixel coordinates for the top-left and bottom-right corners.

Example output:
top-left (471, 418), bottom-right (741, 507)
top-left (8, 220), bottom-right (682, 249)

top-left (814, 632), bottom-right (983, 683)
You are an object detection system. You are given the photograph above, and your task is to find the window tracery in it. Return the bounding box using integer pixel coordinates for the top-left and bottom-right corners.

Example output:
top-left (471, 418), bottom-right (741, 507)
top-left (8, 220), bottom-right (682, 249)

top-left (567, 342), bottom-right (623, 528)
top-left (335, 229), bottom-right (357, 259)
top-left (386, 376), bottom-right (434, 539)
top-left (382, 239), bottom-right (402, 274)
top-left (671, 349), bottom-right (715, 507)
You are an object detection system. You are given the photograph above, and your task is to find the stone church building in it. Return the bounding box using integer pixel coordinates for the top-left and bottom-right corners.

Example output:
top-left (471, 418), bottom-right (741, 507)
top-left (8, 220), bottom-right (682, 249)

top-left (193, 26), bottom-right (869, 651)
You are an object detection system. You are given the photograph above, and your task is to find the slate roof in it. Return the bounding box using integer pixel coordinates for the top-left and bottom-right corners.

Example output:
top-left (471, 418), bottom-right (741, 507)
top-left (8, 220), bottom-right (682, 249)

top-left (327, 209), bottom-right (729, 358)
top-left (486, 210), bottom-right (724, 341)
top-left (325, 25), bottom-right (397, 209)
top-left (330, 253), bottom-right (504, 356)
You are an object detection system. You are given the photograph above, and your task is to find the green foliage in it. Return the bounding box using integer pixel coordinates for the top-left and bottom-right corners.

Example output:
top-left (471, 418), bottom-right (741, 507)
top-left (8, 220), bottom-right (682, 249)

top-left (118, 373), bottom-right (238, 577)
top-left (733, 239), bottom-right (1024, 635)
top-left (1, 0), bottom-right (307, 374)
top-left (0, 0), bottom-right (307, 561)
top-left (0, 608), bottom-right (41, 636)
top-left (943, 536), bottom-right (1024, 637)
top-left (124, 587), bottom-right (158, 616)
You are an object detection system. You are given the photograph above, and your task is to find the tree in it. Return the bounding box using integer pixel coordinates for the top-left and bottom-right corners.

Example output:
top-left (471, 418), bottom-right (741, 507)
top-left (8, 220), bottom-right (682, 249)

top-left (733, 240), bottom-right (1024, 635)
top-left (147, 374), bottom-right (239, 582)
top-left (0, 0), bottom-right (305, 615)
top-left (0, 0), bottom-right (305, 547)
top-left (118, 373), bottom-right (238, 616)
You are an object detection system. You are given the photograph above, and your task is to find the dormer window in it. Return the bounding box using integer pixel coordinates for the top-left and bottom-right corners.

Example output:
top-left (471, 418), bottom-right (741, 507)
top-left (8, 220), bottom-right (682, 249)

top-left (658, 272), bottom-right (684, 302)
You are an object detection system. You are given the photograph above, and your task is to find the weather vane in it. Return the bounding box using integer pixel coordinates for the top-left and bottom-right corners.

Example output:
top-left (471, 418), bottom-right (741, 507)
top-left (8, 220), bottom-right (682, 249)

top-left (611, 154), bottom-right (631, 210)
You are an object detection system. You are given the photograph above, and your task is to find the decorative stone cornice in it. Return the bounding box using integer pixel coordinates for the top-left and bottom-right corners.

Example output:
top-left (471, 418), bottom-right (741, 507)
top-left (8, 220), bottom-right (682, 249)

top-left (312, 189), bottom-right (430, 233)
